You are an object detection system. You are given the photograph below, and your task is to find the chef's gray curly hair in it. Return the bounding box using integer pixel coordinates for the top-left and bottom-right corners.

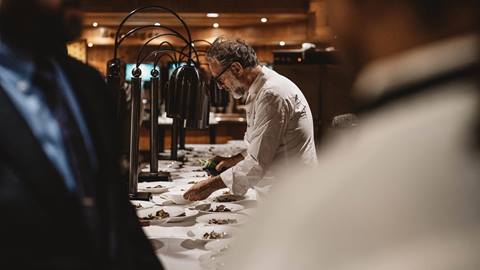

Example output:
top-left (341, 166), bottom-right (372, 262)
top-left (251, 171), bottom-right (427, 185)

top-left (205, 37), bottom-right (259, 69)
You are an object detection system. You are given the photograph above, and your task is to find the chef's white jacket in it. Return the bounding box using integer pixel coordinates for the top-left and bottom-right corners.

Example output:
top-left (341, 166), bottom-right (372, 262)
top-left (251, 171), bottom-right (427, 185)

top-left (220, 66), bottom-right (317, 195)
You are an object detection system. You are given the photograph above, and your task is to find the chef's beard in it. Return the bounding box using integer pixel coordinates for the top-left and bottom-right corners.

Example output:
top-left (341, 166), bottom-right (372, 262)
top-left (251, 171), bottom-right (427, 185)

top-left (230, 88), bottom-right (244, 99)
top-left (228, 79), bottom-right (246, 100)
top-left (0, 0), bottom-right (82, 56)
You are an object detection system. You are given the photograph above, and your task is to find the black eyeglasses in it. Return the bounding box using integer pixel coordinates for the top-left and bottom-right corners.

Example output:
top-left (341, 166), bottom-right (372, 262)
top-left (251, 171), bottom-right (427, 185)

top-left (212, 62), bottom-right (234, 83)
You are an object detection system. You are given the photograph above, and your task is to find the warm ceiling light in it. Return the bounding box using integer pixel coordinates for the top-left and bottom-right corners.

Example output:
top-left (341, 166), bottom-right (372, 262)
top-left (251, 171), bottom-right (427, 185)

top-left (154, 22), bottom-right (161, 26)
top-left (261, 17), bottom-right (268, 23)
top-left (213, 23), bottom-right (219, 28)
top-left (279, 41), bottom-right (286, 46)
top-left (207, 13), bottom-right (219, 18)
top-left (87, 42), bottom-right (94, 48)
top-left (92, 22), bottom-right (98, 27)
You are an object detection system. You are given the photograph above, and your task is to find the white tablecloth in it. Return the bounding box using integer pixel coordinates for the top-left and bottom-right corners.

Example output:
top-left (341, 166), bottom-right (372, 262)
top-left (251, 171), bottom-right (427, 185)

top-left (137, 143), bottom-right (256, 270)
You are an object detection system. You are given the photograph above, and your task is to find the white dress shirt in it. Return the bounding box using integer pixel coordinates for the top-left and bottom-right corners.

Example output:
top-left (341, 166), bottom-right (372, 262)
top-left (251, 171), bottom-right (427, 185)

top-left (220, 66), bottom-right (317, 196)
top-left (226, 34), bottom-right (480, 270)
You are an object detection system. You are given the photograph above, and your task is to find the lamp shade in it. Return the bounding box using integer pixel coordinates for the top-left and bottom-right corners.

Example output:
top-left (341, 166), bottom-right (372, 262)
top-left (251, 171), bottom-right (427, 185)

top-left (166, 64), bottom-right (209, 128)
top-left (186, 78), bottom-right (210, 129)
top-left (166, 64), bottom-right (200, 119)
top-left (209, 77), bottom-right (230, 107)
top-left (165, 67), bottom-right (180, 118)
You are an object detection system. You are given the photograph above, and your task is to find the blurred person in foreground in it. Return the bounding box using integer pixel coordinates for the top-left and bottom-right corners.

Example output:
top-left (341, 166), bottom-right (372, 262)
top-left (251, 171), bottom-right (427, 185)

top-left (226, 1), bottom-right (480, 269)
top-left (0, 0), bottom-right (162, 269)
top-left (184, 38), bottom-right (317, 201)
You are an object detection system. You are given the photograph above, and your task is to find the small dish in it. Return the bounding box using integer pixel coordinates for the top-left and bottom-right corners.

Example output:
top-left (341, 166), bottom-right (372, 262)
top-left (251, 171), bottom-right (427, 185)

top-left (208, 194), bottom-right (246, 203)
top-left (161, 191), bottom-right (191, 205)
top-left (138, 206), bottom-right (190, 225)
top-left (131, 200), bottom-right (155, 209)
top-left (187, 225), bottom-right (237, 241)
top-left (194, 202), bottom-right (244, 214)
top-left (196, 213), bottom-right (247, 226)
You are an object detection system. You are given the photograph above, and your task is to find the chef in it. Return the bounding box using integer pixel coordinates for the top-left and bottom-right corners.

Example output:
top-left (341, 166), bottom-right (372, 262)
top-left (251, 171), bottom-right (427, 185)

top-left (184, 38), bottom-right (317, 201)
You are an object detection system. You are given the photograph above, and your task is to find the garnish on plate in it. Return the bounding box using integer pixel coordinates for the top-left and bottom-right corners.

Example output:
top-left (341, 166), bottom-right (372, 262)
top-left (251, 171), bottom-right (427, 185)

top-left (142, 209), bottom-right (170, 220)
top-left (214, 194), bottom-right (244, 202)
top-left (209, 205), bottom-right (232, 212)
top-left (208, 218), bottom-right (237, 225)
top-left (202, 231), bottom-right (226, 240)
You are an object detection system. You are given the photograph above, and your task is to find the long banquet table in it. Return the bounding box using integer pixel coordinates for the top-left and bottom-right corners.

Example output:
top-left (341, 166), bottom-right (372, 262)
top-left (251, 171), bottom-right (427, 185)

top-left (134, 141), bottom-right (257, 270)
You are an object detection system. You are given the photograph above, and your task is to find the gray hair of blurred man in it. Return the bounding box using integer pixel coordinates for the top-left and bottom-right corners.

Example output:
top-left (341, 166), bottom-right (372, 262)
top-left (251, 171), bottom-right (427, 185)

top-left (205, 37), bottom-right (259, 69)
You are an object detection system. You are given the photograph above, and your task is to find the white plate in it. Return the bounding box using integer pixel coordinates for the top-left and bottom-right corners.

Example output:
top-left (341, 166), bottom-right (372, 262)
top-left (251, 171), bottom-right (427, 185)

top-left (173, 178), bottom-right (205, 185)
top-left (131, 200), bottom-right (155, 209)
top-left (204, 239), bottom-right (233, 251)
top-left (138, 181), bottom-right (178, 189)
top-left (137, 206), bottom-right (189, 225)
top-left (196, 213), bottom-right (247, 226)
top-left (175, 166), bottom-right (205, 173)
top-left (168, 208), bottom-right (199, 223)
top-left (194, 202), bottom-right (244, 214)
top-left (168, 184), bottom-right (193, 193)
top-left (174, 171), bottom-right (208, 178)
top-left (207, 194), bottom-right (247, 204)
top-left (187, 225), bottom-right (237, 241)
top-left (161, 191), bottom-right (191, 205)
top-left (137, 186), bottom-right (168, 194)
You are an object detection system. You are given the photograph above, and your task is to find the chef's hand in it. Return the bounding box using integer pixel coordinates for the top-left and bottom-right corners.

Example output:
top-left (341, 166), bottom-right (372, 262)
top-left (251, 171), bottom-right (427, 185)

top-left (183, 176), bottom-right (227, 201)
top-left (213, 154), bottom-right (244, 172)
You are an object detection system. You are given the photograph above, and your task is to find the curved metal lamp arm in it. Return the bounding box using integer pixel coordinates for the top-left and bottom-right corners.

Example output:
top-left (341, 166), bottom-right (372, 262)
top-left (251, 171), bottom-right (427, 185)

top-left (179, 48), bottom-right (207, 63)
top-left (118, 25), bottom-right (184, 47)
top-left (136, 38), bottom-right (178, 66)
top-left (154, 41), bottom-right (178, 63)
top-left (114, 5), bottom-right (193, 60)
top-left (178, 39), bottom-right (212, 63)
top-left (118, 25), bottom-right (198, 65)
top-left (153, 52), bottom-right (177, 69)
top-left (135, 34), bottom-right (199, 67)
top-left (137, 48), bottom-right (198, 67)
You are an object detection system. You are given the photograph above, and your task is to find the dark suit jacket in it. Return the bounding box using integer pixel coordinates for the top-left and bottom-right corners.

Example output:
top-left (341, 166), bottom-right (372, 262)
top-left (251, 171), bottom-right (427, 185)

top-left (0, 56), bottom-right (163, 270)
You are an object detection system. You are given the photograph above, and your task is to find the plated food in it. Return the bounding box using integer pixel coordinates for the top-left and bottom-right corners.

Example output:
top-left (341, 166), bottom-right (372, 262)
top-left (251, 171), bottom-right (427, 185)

top-left (208, 218), bottom-right (237, 225)
top-left (137, 206), bottom-right (197, 224)
top-left (130, 200), bottom-right (155, 209)
top-left (196, 213), bottom-right (247, 226)
top-left (194, 202), bottom-right (244, 214)
top-left (210, 205), bottom-right (232, 212)
top-left (138, 184), bottom-right (168, 194)
top-left (188, 226), bottom-right (237, 241)
top-left (202, 231), bottom-right (226, 240)
top-left (213, 194), bottom-right (245, 202)
top-left (142, 209), bottom-right (171, 220)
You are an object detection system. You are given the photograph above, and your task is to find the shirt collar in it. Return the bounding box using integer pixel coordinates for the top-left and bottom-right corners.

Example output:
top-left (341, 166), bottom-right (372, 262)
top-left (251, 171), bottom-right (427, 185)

top-left (0, 41), bottom-right (36, 82)
top-left (245, 66), bottom-right (268, 104)
top-left (354, 34), bottom-right (479, 102)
